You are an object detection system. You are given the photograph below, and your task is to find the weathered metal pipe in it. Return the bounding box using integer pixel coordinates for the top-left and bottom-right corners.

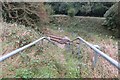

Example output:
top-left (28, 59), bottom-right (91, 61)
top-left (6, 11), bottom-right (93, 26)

top-left (77, 37), bottom-right (120, 70)
top-left (0, 35), bottom-right (119, 70)
top-left (0, 37), bottom-right (50, 62)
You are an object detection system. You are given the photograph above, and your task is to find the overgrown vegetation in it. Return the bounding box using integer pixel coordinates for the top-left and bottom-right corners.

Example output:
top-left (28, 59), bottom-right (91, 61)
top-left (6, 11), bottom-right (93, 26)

top-left (67, 8), bottom-right (76, 17)
top-left (49, 15), bottom-right (118, 78)
top-left (2, 2), bottom-right (119, 38)
top-left (1, 2), bottom-right (119, 78)
top-left (48, 2), bottom-right (114, 17)
top-left (2, 2), bottom-right (49, 32)
top-left (103, 2), bottom-right (120, 38)
top-left (0, 22), bottom-right (84, 78)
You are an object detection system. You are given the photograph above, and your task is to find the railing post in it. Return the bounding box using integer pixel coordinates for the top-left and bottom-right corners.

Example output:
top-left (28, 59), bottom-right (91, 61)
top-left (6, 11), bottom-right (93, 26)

top-left (77, 40), bottom-right (81, 58)
top-left (71, 42), bottom-right (74, 54)
top-left (65, 42), bottom-right (71, 52)
top-left (65, 42), bottom-right (71, 53)
top-left (41, 39), bottom-right (44, 45)
top-left (92, 45), bottom-right (100, 69)
top-left (92, 51), bottom-right (98, 69)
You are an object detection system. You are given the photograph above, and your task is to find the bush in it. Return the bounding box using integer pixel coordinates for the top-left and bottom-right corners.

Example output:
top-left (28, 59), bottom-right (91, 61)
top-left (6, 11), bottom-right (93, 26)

top-left (45, 4), bottom-right (54, 15)
top-left (92, 4), bottom-right (108, 17)
top-left (49, 2), bottom-right (114, 17)
top-left (103, 2), bottom-right (120, 38)
top-left (67, 8), bottom-right (76, 17)
top-left (15, 69), bottom-right (34, 78)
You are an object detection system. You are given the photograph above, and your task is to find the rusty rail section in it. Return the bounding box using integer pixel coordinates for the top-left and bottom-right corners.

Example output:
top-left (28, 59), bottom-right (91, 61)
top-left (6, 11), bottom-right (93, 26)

top-left (49, 35), bottom-right (70, 44)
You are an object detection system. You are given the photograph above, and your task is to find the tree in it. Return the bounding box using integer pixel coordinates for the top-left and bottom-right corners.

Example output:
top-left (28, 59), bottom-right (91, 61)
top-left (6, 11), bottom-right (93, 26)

top-left (49, 2), bottom-right (114, 17)
top-left (91, 3), bottom-right (108, 17)
top-left (103, 2), bottom-right (120, 38)
top-left (2, 2), bottom-right (49, 31)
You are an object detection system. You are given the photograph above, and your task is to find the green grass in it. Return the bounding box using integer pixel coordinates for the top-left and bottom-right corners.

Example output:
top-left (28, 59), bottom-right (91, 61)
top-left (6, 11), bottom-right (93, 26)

top-left (48, 16), bottom-right (118, 78)
top-left (1, 22), bottom-right (83, 78)
top-left (50, 16), bottom-right (117, 40)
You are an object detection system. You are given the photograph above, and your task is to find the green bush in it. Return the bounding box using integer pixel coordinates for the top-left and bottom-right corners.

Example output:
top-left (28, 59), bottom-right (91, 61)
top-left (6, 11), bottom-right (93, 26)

top-left (92, 4), bottom-right (108, 17)
top-left (45, 4), bottom-right (54, 15)
top-left (103, 2), bottom-right (120, 38)
top-left (49, 2), bottom-right (114, 17)
top-left (67, 8), bottom-right (76, 17)
top-left (15, 69), bottom-right (34, 78)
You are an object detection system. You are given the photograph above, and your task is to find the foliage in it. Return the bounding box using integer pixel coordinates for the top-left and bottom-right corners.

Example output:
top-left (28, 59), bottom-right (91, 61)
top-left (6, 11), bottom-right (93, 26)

top-left (59, 3), bottom-right (69, 14)
top-left (45, 4), bottom-right (54, 15)
top-left (49, 2), bottom-right (68, 15)
top-left (15, 69), bottom-right (34, 78)
top-left (18, 35), bottom-right (31, 47)
top-left (2, 2), bottom-right (49, 31)
top-left (103, 2), bottom-right (120, 38)
top-left (35, 67), bottom-right (57, 78)
top-left (50, 15), bottom-right (115, 39)
top-left (67, 8), bottom-right (76, 17)
top-left (64, 54), bottom-right (81, 78)
top-left (91, 3), bottom-right (108, 17)
top-left (49, 2), bottom-right (114, 17)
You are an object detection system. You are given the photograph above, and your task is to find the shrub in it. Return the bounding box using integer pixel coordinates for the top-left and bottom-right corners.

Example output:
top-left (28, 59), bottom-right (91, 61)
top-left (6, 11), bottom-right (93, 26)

top-left (92, 4), bottom-right (108, 17)
top-left (103, 2), bottom-right (120, 38)
top-left (67, 8), bottom-right (76, 17)
top-left (15, 69), bottom-right (34, 78)
top-left (45, 4), bottom-right (54, 15)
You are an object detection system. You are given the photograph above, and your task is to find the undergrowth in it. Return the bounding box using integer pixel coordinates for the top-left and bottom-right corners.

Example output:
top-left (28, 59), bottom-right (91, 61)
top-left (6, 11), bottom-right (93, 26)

top-left (1, 15), bottom-right (118, 78)
top-left (48, 16), bottom-right (118, 78)
top-left (1, 22), bottom-right (83, 78)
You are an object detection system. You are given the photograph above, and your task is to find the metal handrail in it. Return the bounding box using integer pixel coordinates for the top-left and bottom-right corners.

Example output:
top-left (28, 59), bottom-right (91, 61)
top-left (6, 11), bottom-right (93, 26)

top-left (0, 37), bottom-right (55, 62)
top-left (0, 36), bottom-right (120, 70)
top-left (75, 37), bottom-right (120, 70)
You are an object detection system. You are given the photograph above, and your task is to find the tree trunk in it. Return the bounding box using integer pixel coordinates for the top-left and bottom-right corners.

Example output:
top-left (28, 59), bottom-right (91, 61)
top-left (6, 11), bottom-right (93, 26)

top-left (118, 2), bottom-right (120, 38)
top-left (39, 3), bottom-right (49, 26)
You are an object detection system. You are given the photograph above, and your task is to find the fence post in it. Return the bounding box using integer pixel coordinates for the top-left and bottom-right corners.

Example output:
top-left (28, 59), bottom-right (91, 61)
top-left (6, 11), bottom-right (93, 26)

top-left (71, 42), bottom-right (74, 54)
top-left (41, 39), bottom-right (44, 45)
top-left (65, 42), bottom-right (71, 53)
top-left (92, 45), bottom-right (100, 69)
top-left (77, 40), bottom-right (81, 58)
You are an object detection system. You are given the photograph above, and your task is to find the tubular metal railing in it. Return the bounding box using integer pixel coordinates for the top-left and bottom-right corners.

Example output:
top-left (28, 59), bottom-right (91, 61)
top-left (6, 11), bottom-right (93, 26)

top-left (0, 36), bottom-right (120, 70)
top-left (0, 37), bottom-right (55, 62)
top-left (70, 37), bottom-right (120, 70)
